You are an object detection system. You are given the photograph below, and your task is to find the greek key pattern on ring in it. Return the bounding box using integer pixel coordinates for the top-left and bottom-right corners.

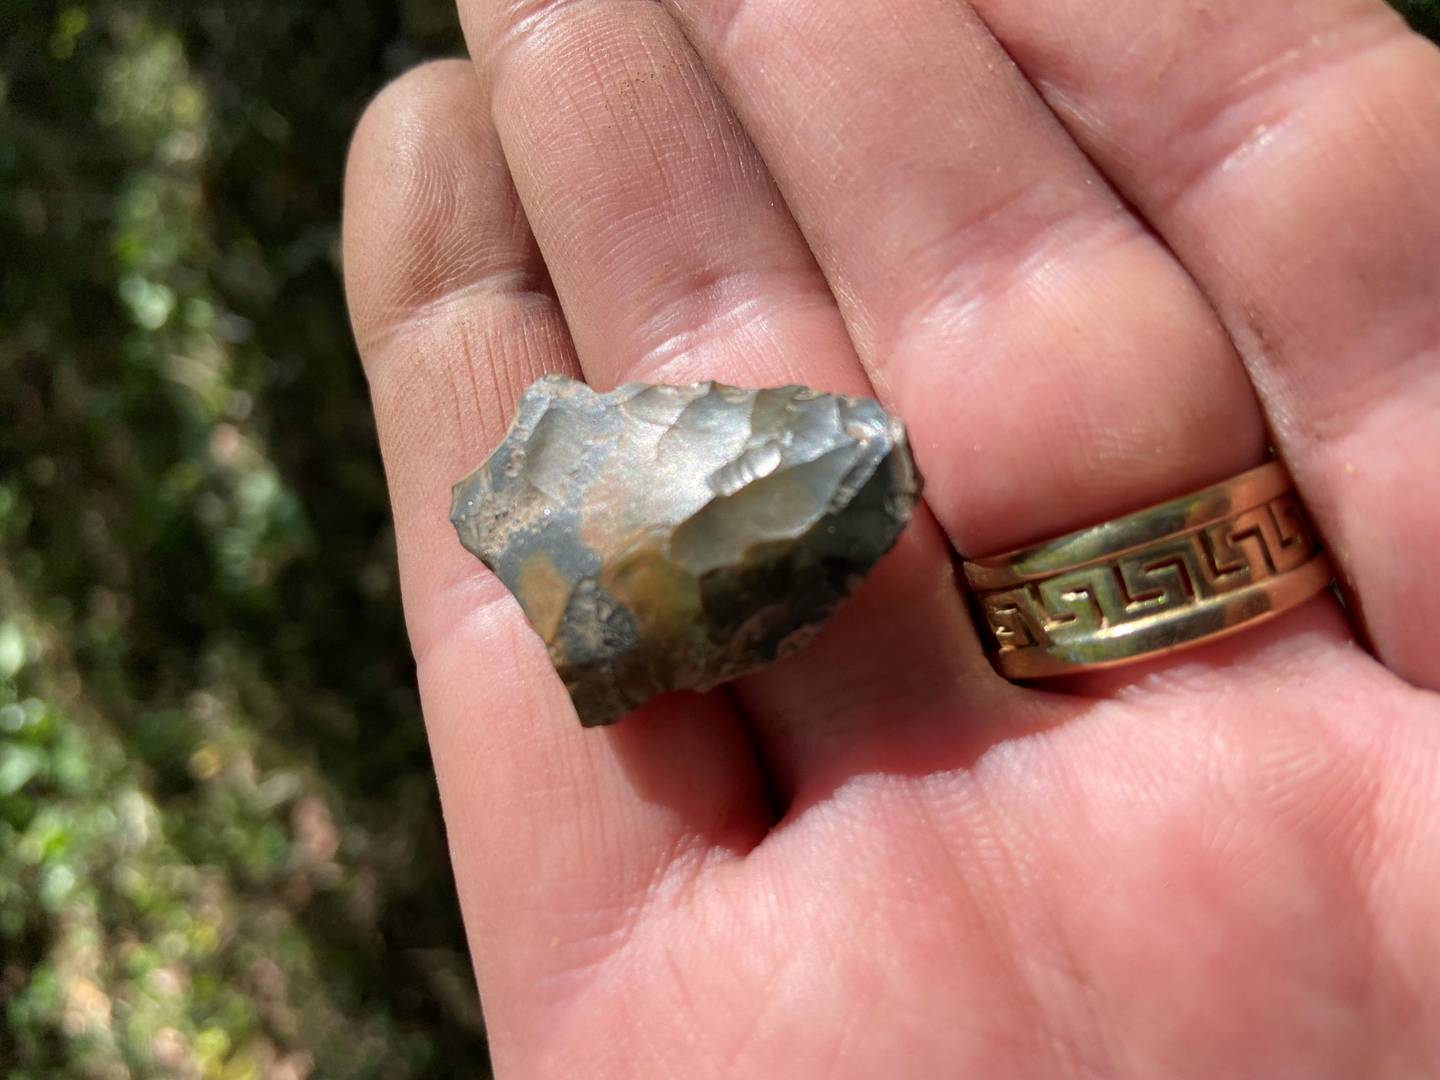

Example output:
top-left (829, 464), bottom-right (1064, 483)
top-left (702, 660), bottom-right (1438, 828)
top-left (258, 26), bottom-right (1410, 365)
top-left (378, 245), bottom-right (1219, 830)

top-left (978, 492), bottom-right (1323, 654)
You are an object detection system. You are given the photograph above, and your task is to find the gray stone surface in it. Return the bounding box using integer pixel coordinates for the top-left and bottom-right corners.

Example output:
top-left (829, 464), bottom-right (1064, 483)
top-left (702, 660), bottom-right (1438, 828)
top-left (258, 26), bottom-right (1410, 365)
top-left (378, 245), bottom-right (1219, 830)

top-left (451, 375), bottom-right (921, 725)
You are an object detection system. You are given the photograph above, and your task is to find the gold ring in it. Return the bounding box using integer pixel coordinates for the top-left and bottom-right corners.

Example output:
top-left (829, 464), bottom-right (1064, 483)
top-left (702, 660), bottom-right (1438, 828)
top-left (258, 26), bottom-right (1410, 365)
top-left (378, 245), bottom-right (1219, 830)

top-left (961, 462), bottom-right (1335, 679)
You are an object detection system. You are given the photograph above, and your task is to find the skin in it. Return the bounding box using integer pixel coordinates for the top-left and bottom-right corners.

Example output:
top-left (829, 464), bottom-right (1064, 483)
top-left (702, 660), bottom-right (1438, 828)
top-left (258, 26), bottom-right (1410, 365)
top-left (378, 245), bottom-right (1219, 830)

top-left (341, 1), bottom-right (1440, 1075)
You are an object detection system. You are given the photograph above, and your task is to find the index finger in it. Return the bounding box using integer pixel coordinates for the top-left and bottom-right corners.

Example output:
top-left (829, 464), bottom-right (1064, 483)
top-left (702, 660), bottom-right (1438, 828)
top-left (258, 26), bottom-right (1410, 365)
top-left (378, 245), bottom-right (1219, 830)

top-left (343, 60), bottom-right (769, 1055)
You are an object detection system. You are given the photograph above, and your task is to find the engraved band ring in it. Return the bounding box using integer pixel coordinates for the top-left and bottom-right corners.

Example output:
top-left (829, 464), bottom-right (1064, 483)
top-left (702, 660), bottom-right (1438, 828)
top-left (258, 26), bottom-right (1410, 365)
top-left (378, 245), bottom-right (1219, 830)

top-left (961, 462), bottom-right (1336, 679)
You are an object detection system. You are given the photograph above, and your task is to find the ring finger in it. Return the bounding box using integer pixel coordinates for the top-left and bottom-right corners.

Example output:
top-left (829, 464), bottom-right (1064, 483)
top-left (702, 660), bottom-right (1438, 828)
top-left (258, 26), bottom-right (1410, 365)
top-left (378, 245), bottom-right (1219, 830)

top-left (658, 0), bottom-right (1359, 684)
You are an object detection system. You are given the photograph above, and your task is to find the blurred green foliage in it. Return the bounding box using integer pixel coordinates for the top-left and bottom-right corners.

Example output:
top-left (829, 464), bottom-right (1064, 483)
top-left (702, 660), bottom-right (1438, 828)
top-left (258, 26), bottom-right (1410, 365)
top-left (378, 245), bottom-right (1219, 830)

top-left (1, 1), bottom-right (487, 1076)
top-left (1, 1), bottom-right (1437, 1077)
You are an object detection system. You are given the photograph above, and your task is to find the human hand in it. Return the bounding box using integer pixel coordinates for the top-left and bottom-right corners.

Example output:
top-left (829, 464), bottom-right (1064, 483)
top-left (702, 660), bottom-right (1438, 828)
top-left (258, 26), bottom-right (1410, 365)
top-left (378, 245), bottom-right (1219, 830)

top-left (341, 1), bottom-right (1440, 1075)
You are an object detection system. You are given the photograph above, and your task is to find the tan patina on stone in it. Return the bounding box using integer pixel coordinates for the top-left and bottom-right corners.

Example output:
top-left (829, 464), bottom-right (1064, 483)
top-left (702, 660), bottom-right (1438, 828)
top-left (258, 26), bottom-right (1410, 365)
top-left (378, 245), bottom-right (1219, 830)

top-left (451, 376), bottom-right (921, 726)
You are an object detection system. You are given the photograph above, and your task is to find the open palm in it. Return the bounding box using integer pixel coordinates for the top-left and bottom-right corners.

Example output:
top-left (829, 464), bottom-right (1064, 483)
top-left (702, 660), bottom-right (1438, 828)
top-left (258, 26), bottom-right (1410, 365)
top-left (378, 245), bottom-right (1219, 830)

top-left (342, 1), bottom-right (1440, 1075)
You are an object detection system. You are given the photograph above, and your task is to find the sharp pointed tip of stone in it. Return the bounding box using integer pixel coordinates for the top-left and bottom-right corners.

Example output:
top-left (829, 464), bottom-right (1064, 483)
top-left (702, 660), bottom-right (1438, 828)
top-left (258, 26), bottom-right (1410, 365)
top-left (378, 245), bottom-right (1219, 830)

top-left (448, 481), bottom-right (471, 526)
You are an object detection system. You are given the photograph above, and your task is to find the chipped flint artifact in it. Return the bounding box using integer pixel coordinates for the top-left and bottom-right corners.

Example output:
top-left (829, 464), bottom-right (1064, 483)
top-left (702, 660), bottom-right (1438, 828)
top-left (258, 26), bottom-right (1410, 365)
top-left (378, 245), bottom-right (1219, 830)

top-left (451, 376), bottom-right (922, 726)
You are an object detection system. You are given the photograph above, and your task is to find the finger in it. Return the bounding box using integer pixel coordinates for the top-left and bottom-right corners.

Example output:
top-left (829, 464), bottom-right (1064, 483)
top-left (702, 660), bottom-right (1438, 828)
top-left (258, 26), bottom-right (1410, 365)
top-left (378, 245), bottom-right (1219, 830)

top-left (661, 0), bottom-right (1279, 568)
top-left (461, 0), bottom-right (853, 394)
top-left (964, 0), bottom-right (1440, 688)
top-left (342, 60), bottom-right (768, 1044)
top-left (457, 0), bottom-right (986, 794)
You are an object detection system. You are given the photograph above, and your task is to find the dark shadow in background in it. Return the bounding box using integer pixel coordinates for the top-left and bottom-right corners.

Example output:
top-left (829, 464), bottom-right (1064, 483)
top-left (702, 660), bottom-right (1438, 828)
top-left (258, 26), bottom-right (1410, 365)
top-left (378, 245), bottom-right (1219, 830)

top-left (1, 1), bottom-right (489, 1075)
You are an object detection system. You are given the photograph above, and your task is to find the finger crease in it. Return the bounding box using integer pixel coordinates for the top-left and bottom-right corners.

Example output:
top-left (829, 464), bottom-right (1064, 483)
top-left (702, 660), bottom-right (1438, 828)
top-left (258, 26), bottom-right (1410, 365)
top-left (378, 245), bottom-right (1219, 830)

top-left (1147, 9), bottom-right (1409, 213)
top-left (358, 269), bottom-right (558, 379)
top-left (885, 188), bottom-right (1138, 367)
